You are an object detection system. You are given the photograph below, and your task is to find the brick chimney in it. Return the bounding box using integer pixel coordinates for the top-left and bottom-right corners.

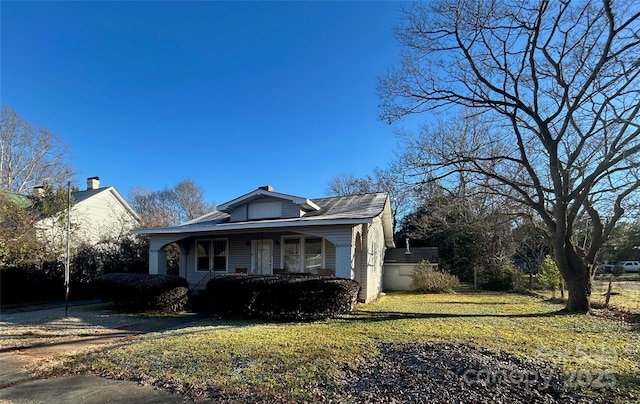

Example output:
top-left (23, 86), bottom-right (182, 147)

top-left (258, 185), bottom-right (273, 192)
top-left (32, 186), bottom-right (45, 198)
top-left (87, 176), bottom-right (100, 190)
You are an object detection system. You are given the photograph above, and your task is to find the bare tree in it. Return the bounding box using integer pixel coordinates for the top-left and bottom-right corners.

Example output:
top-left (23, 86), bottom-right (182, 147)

top-left (326, 173), bottom-right (375, 196)
top-left (0, 106), bottom-right (74, 193)
top-left (130, 179), bottom-right (214, 227)
top-left (378, 0), bottom-right (640, 312)
top-left (173, 180), bottom-right (214, 223)
top-left (327, 168), bottom-right (416, 231)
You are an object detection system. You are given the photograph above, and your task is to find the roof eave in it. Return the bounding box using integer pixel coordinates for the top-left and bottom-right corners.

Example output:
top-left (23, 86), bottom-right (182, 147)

top-left (217, 189), bottom-right (321, 212)
top-left (132, 217), bottom-right (372, 235)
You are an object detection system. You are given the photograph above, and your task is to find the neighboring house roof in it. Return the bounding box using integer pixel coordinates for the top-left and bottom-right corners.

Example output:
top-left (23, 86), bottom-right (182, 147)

top-left (384, 247), bottom-right (439, 264)
top-left (0, 190), bottom-right (33, 209)
top-left (72, 186), bottom-right (141, 222)
top-left (134, 191), bottom-right (395, 248)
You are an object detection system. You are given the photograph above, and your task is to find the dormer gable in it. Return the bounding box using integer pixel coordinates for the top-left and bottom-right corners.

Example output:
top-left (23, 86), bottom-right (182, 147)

top-left (217, 186), bottom-right (320, 222)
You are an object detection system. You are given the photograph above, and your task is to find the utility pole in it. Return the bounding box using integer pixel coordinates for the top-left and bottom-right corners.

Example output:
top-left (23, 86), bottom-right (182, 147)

top-left (65, 181), bottom-right (71, 317)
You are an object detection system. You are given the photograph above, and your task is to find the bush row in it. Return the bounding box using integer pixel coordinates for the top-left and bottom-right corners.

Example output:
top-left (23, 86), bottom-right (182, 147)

top-left (1, 237), bottom-right (150, 305)
top-left (92, 273), bottom-right (189, 312)
top-left (204, 274), bottom-right (360, 321)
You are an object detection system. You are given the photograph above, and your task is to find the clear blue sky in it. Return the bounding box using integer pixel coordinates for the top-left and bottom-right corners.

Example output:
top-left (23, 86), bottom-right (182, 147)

top-left (1, 1), bottom-right (413, 205)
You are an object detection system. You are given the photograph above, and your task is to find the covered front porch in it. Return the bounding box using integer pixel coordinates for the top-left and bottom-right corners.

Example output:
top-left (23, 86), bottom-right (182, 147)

top-left (146, 225), bottom-right (371, 300)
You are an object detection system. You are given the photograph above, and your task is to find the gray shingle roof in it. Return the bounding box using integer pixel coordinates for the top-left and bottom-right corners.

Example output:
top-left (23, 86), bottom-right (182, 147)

top-left (72, 187), bottom-right (108, 203)
top-left (303, 193), bottom-right (389, 220)
top-left (384, 247), bottom-right (439, 263)
top-left (173, 192), bottom-right (388, 229)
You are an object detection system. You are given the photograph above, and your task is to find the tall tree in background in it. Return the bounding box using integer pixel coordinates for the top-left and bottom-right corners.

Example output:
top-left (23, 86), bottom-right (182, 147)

top-left (130, 179), bottom-right (214, 227)
top-left (378, 0), bottom-right (640, 312)
top-left (327, 167), bottom-right (415, 231)
top-left (397, 181), bottom-right (517, 287)
top-left (601, 221), bottom-right (640, 262)
top-left (0, 106), bottom-right (74, 193)
top-left (130, 179), bottom-right (214, 274)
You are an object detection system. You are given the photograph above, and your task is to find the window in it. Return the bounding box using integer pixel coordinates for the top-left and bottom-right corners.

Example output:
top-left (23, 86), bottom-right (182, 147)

top-left (283, 237), bottom-right (324, 272)
top-left (305, 238), bottom-right (322, 271)
top-left (196, 240), bottom-right (210, 271)
top-left (213, 240), bottom-right (227, 271)
top-left (195, 239), bottom-right (228, 272)
top-left (283, 238), bottom-right (300, 271)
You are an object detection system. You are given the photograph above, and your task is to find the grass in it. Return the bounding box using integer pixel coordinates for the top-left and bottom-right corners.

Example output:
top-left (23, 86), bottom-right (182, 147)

top-left (42, 289), bottom-right (640, 402)
top-left (591, 278), bottom-right (640, 313)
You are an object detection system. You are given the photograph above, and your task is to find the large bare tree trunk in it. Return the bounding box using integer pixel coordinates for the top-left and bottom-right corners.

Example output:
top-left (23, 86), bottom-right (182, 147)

top-left (555, 241), bottom-right (591, 313)
top-left (565, 271), bottom-right (591, 313)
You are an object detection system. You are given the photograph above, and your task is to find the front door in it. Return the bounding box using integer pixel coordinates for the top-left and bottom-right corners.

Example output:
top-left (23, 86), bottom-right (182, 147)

top-left (251, 240), bottom-right (273, 274)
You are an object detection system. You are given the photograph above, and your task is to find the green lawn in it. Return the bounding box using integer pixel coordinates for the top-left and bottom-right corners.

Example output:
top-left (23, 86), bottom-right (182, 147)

top-left (47, 291), bottom-right (640, 402)
top-left (591, 278), bottom-right (640, 313)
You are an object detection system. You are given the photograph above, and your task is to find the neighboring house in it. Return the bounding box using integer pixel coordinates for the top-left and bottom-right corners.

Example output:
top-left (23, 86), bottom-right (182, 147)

top-left (383, 245), bottom-right (439, 291)
top-left (0, 190), bottom-right (33, 209)
top-left (133, 186), bottom-right (395, 303)
top-left (38, 177), bottom-right (141, 248)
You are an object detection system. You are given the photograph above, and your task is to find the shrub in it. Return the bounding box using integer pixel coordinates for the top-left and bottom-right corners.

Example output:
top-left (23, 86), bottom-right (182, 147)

top-left (92, 273), bottom-right (189, 312)
top-left (412, 271), bottom-right (460, 293)
top-left (205, 274), bottom-right (360, 321)
top-left (411, 260), bottom-right (459, 293)
top-left (478, 261), bottom-right (519, 291)
top-left (537, 255), bottom-right (561, 297)
top-left (0, 264), bottom-right (64, 305)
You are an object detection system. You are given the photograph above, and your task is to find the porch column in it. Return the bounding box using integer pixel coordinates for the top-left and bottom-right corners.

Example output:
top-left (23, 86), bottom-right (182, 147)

top-left (149, 249), bottom-right (167, 275)
top-left (334, 244), bottom-right (353, 279)
top-left (179, 248), bottom-right (188, 278)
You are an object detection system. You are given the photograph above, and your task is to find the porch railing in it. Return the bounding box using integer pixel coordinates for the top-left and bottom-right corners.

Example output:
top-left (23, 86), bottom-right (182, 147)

top-left (190, 270), bottom-right (219, 294)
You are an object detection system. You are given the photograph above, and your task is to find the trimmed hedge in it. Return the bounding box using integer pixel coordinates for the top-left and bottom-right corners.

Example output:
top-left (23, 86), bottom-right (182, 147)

top-left (1, 265), bottom-right (64, 305)
top-left (205, 274), bottom-right (360, 321)
top-left (92, 273), bottom-right (189, 312)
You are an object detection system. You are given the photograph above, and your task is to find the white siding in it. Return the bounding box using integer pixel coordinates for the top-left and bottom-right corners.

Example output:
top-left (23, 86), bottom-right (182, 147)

top-left (383, 264), bottom-right (415, 290)
top-left (73, 189), bottom-right (138, 245)
top-left (230, 206), bottom-right (247, 222)
top-left (324, 241), bottom-right (336, 271)
top-left (248, 201), bottom-right (282, 219)
top-left (363, 216), bottom-right (386, 302)
top-left (281, 201), bottom-right (302, 218)
top-left (39, 188), bottom-right (138, 251)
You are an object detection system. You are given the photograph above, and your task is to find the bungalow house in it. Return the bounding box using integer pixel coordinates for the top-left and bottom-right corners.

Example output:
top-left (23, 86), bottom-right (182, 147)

top-left (133, 186), bottom-right (395, 303)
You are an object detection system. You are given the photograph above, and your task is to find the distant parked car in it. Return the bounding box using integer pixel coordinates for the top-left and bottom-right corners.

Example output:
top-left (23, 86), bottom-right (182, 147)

top-left (616, 261), bottom-right (640, 273)
top-left (597, 263), bottom-right (615, 273)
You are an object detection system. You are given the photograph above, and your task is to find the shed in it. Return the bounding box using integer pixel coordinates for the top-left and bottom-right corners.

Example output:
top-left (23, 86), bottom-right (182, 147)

top-left (383, 246), bottom-right (439, 291)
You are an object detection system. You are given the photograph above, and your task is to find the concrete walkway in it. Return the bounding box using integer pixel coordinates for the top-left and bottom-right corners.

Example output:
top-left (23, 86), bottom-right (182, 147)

top-left (0, 302), bottom-right (202, 403)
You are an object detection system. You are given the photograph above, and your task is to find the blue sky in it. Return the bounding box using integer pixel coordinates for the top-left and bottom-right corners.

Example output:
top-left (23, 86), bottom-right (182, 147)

top-left (1, 1), bottom-right (414, 205)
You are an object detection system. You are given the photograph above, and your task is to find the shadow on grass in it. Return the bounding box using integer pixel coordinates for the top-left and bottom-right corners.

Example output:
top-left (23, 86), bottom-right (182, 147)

top-left (0, 331), bottom-right (142, 353)
top-left (427, 301), bottom-right (522, 305)
top-left (341, 308), bottom-right (570, 323)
